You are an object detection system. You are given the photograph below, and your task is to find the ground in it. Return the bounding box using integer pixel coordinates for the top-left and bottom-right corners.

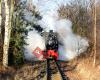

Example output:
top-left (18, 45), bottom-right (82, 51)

top-left (66, 58), bottom-right (100, 80)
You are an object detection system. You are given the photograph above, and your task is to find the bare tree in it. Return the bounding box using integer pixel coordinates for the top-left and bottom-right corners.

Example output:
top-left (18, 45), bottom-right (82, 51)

top-left (58, 0), bottom-right (92, 37)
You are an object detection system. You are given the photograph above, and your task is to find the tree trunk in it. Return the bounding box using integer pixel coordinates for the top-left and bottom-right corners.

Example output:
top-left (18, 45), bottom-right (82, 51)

top-left (3, 0), bottom-right (14, 67)
top-left (0, 0), bottom-right (1, 34)
top-left (93, 0), bottom-right (96, 67)
top-left (3, 0), bottom-right (10, 67)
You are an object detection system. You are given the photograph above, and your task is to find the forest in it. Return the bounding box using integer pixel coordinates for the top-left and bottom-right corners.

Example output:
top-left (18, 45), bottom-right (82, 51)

top-left (0, 0), bottom-right (100, 80)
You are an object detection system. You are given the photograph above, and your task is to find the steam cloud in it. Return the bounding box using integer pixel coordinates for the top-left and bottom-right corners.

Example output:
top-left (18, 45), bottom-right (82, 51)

top-left (22, 0), bottom-right (89, 61)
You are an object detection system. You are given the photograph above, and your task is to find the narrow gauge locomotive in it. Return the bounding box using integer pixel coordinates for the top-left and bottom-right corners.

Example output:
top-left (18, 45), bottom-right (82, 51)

top-left (33, 25), bottom-right (59, 60)
top-left (45, 30), bottom-right (58, 60)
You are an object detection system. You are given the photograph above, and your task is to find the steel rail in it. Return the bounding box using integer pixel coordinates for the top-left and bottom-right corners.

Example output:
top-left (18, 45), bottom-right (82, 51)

top-left (46, 59), bottom-right (69, 80)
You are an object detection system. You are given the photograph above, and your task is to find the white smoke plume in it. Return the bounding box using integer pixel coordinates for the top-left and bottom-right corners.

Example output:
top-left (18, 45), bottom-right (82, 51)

top-left (56, 19), bottom-right (89, 60)
top-left (24, 28), bottom-right (46, 61)
top-left (22, 0), bottom-right (89, 61)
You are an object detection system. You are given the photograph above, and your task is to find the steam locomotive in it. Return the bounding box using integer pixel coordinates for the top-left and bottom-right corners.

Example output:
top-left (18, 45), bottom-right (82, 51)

top-left (33, 25), bottom-right (59, 60)
top-left (45, 30), bottom-right (58, 60)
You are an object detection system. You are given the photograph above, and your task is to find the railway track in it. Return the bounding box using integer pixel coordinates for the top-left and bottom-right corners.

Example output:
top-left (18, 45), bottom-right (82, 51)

top-left (46, 59), bottom-right (69, 80)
